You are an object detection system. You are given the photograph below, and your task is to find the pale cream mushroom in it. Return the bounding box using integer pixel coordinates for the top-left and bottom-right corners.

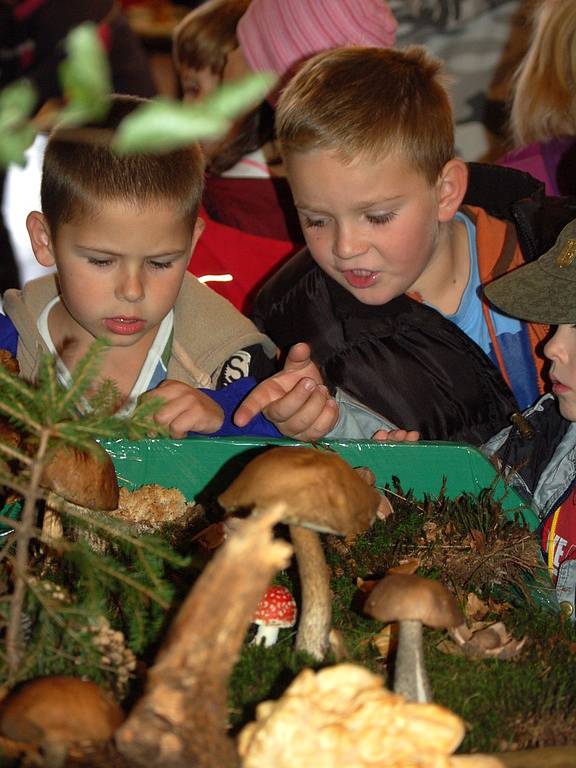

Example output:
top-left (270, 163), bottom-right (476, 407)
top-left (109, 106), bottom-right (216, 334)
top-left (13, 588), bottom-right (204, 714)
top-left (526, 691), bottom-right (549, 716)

top-left (218, 446), bottom-right (383, 660)
top-left (238, 663), bottom-right (466, 768)
top-left (364, 573), bottom-right (464, 703)
top-left (0, 675), bottom-right (124, 767)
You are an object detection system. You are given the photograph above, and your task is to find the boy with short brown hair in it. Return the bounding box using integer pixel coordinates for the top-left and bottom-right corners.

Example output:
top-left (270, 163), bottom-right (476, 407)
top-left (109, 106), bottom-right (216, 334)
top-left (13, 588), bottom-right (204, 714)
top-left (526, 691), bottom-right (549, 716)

top-left (0, 94), bottom-right (282, 438)
top-left (242, 45), bottom-right (576, 444)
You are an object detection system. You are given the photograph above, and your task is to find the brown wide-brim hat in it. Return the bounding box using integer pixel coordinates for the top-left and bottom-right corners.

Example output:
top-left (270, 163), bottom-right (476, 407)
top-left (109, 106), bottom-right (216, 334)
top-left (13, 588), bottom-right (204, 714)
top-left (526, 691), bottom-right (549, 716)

top-left (485, 218), bottom-right (576, 325)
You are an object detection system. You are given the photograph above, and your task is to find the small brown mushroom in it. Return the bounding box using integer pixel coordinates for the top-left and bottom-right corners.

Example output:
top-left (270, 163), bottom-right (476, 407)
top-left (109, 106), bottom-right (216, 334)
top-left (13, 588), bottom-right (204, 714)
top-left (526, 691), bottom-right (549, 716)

top-left (41, 444), bottom-right (119, 511)
top-left (219, 446), bottom-right (382, 660)
top-left (0, 675), bottom-right (124, 767)
top-left (364, 573), bottom-right (464, 703)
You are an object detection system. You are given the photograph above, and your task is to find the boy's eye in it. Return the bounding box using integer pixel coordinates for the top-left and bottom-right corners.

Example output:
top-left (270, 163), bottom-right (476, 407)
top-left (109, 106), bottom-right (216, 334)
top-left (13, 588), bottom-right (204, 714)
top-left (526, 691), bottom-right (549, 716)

top-left (302, 216), bottom-right (328, 229)
top-left (366, 212), bottom-right (396, 225)
top-left (149, 260), bottom-right (174, 270)
top-left (88, 257), bottom-right (113, 267)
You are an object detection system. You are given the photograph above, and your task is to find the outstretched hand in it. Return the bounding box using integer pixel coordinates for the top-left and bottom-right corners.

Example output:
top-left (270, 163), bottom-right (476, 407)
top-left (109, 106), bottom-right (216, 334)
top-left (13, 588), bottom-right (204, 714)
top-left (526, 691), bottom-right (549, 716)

top-left (234, 343), bottom-right (339, 440)
top-left (143, 379), bottom-right (224, 438)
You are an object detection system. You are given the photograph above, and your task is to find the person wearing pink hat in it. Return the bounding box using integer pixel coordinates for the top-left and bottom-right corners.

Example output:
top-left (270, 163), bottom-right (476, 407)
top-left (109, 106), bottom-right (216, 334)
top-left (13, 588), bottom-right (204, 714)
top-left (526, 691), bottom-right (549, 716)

top-left (200, 0), bottom-right (398, 267)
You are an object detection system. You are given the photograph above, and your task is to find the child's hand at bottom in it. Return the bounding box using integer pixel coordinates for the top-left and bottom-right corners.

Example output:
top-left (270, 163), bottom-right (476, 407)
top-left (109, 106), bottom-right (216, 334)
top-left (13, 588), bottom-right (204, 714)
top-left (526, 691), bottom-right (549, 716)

top-left (372, 428), bottom-right (420, 442)
top-left (234, 343), bottom-right (339, 440)
top-left (144, 379), bottom-right (224, 438)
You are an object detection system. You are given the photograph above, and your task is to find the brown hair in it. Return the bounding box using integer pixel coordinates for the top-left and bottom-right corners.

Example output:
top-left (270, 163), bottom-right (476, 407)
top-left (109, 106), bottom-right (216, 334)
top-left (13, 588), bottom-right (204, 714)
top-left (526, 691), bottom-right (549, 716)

top-left (276, 46), bottom-right (455, 184)
top-left (509, 0), bottom-right (576, 146)
top-left (173, 0), bottom-right (251, 75)
top-left (41, 94), bottom-right (204, 233)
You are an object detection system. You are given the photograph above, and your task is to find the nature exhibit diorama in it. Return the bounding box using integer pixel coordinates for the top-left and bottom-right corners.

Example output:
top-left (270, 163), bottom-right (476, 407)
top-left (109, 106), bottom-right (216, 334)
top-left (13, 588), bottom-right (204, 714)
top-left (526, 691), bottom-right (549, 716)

top-left (0, 20), bottom-right (575, 768)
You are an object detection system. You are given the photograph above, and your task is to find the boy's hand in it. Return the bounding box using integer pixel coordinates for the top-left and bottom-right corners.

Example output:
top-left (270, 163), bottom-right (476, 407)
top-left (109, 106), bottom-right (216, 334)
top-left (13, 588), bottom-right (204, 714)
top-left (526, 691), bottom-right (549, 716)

top-left (144, 379), bottom-right (224, 438)
top-left (234, 343), bottom-right (339, 440)
top-left (372, 428), bottom-right (420, 442)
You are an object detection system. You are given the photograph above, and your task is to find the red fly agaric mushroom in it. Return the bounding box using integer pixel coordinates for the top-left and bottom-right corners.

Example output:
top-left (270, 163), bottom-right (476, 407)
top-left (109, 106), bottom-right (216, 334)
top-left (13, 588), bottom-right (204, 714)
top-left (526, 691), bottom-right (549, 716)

top-left (364, 573), bottom-right (464, 703)
top-left (218, 446), bottom-right (382, 660)
top-left (252, 585), bottom-right (297, 647)
top-left (0, 675), bottom-right (124, 767)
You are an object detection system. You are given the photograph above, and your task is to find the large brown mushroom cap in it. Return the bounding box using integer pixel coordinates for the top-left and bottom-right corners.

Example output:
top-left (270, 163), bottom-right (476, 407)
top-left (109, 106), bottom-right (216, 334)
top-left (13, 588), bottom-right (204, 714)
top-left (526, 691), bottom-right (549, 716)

top-left (218, 447), bottom-right (381, 536)
top-left (41, 444), bottom-right (119, 511)
top-left (365, 574), bottom-right (464, 629)
top-left (0, 676), bottom-right (124, 747)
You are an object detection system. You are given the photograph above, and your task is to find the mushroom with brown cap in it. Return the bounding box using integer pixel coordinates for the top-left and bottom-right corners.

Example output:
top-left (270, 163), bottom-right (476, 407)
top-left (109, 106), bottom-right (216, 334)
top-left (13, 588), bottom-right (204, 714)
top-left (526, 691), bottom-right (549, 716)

top-left (41, 443), bottom-right (119, 511)
top-left (218, 446), bottom-right (383, 660)
top-left (0, 675), bottom-right (124, 767)
top-left (364, 573), bottom-right (464, 703)
top-left (40, 443), bottom-right (119, 541)
top-left (252, 585), bottom-right (297, 647)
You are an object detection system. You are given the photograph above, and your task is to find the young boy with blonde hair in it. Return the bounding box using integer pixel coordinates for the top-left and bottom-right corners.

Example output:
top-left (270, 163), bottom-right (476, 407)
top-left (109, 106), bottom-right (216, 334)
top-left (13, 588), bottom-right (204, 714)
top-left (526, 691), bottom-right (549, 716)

top-left (237, 45), bottom-right (576, 443)
top-left (0, 95), bottom-right (288, 438)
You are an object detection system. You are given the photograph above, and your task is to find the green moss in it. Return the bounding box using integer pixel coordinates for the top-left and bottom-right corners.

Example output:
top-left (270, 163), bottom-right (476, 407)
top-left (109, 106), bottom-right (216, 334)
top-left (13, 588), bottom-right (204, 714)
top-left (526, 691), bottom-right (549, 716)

top-left (227, 491), bottom-right (576, 753)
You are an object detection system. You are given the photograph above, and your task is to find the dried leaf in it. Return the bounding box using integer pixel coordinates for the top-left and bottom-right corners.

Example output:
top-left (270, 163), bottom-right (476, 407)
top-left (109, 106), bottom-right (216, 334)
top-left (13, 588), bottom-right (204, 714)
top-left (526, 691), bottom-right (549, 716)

top-left (372, 624), bottom-right (398, 660)
top-left (468, 529), bottom-right (486, 553)
top-left (387, 558), bottom-right (420, 576)
top-left (465, 593), bottom-right (490, 621)
top-left (448, 621), bottom-right (527, 660)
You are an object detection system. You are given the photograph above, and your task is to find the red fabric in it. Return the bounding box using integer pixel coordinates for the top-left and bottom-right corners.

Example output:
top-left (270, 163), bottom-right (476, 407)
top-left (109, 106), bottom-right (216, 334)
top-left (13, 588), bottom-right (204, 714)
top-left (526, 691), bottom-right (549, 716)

top-left (188, 208), bottom-right (297, 313)
top-left (541, 489), bottom-right (576, 584)
top-left (203, 174), bottom-right (304, 244)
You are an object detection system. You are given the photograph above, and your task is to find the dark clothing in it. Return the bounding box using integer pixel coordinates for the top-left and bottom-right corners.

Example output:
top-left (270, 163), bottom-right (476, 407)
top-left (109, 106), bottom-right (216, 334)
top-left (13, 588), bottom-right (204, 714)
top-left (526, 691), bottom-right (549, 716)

top-left (253, 164), bottom-right (576, 444)
top-left (0, 0), bottom-right (156, 106)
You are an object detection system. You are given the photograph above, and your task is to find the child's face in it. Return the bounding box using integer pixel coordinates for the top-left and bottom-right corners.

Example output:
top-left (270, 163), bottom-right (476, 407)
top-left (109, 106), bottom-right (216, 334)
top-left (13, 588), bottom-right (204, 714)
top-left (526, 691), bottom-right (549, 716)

top-left (40, 199), bottom-right (201, 352)
top-left (180, 65), bottom-right (221, 102)
top-left (544, 324), bottom-right (576, 421)
top-left (285, 149), bottom-right (456, 306)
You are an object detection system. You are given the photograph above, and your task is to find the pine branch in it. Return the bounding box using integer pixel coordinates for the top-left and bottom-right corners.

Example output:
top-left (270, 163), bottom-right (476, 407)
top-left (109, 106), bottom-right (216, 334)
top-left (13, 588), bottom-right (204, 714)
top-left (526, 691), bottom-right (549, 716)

top-left (5, 428), bottom-right (51, 677)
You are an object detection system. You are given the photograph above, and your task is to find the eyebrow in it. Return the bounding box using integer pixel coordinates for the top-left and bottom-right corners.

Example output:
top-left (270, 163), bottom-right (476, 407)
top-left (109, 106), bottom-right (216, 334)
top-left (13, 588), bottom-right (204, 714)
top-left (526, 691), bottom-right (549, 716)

top-left (75, 245), bottom-right (187, 259)
top-left (296, 197), bottom-right (402, 214)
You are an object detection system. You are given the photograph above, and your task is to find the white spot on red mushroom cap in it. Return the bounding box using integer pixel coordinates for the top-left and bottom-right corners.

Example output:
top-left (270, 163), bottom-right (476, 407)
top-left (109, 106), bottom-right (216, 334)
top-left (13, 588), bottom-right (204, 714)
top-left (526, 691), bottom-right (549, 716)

top-left (253, 585), bottom-right (297, 627)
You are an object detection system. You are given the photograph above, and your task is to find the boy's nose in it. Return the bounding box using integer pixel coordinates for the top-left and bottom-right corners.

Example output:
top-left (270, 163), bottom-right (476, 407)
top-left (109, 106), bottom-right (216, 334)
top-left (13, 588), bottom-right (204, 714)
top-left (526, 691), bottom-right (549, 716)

top-left (544, 326), bottom-right (568, 362)
top-left (333, 226), bottom-right (368, 260)
top-left (116, 270), bottom-right (145, 302)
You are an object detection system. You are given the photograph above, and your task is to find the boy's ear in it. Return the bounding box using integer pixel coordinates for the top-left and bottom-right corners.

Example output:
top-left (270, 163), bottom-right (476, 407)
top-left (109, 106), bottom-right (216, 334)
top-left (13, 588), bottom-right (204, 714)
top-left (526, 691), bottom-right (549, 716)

top-left (189, 215), bottom-right (206, 256)
top-left (436, 159), bottom-right (468, 223)
top-left (26, 211), bottom-right (55, 267)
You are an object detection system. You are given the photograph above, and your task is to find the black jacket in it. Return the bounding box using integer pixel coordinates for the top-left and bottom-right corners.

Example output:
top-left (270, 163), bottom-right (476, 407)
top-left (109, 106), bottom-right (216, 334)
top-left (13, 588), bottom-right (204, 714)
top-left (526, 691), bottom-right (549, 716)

top-left (253, 164), bottom-right (576, 444)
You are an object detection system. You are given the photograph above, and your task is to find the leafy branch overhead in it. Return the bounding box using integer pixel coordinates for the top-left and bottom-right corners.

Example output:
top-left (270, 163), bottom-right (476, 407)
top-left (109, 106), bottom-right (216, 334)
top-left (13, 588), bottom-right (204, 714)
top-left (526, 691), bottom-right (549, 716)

top-left (0, 22), bottom-right (276, 167)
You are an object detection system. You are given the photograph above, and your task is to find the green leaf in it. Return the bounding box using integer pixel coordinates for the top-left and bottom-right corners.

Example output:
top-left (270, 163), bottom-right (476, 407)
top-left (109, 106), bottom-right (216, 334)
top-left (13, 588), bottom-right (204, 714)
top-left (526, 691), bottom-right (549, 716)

top-left (0, 80), bottom-right (37, 132)
top-left (113, 98), bottom-right (228, 153)
top-left (113, 71), bottom-right (276, 154)
top-left (0, 80), bottom-right (38, 166)
top-left (57, 22), bottom-right (111, 126)
top-left (203, 72), bottom-right (276, 118)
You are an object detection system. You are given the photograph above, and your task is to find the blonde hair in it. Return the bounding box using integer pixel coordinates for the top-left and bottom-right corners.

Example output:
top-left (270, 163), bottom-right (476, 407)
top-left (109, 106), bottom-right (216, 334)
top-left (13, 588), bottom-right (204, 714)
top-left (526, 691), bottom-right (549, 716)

top-left (276, 46), bottom-right (455, 184)
top-left (510, 0), bottom-right (576, 146)
top-left (173, 0), bottom-right (251, 75)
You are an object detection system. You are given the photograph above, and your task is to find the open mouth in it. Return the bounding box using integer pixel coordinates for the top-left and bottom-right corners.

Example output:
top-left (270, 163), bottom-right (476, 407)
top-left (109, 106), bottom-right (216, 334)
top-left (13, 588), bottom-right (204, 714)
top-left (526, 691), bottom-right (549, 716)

top-left (341, 269), bottom-right (379, 289)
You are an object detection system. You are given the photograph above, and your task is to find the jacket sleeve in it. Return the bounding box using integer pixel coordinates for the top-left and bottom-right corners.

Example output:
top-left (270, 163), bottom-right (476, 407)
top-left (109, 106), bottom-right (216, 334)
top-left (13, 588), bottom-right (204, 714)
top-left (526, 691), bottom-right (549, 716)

top-left (190, 377), bottom-right (282, 438)
top-left (0, 312), bottom-right (18, 356)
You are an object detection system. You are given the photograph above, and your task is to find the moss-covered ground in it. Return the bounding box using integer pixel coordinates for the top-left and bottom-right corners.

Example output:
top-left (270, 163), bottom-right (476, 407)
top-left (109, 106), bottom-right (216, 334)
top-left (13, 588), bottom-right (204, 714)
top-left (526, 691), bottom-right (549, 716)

top-left (225, 487), bottom-right (576, 754)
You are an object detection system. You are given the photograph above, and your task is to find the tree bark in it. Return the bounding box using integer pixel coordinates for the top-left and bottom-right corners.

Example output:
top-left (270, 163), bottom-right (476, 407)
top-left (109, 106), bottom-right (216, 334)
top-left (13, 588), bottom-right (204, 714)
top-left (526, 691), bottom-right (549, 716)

top-left (115, 506), bottom-right (292, 768)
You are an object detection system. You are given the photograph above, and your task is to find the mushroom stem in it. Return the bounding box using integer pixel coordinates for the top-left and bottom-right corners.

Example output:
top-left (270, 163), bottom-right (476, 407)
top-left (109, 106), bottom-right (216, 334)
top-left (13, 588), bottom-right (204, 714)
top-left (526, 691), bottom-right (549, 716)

top-left (394, 619), bottom-right (431, 703)
top-left (252, 625), bottom-right (280, 647)
top-left (290, 525), bottom-right (331, 661)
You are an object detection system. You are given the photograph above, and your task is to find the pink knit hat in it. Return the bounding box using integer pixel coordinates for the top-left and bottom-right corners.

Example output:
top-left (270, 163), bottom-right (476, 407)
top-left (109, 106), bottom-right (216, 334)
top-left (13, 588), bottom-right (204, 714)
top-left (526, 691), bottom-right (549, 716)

top-left (237, 0), bottom-right (398, 79)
